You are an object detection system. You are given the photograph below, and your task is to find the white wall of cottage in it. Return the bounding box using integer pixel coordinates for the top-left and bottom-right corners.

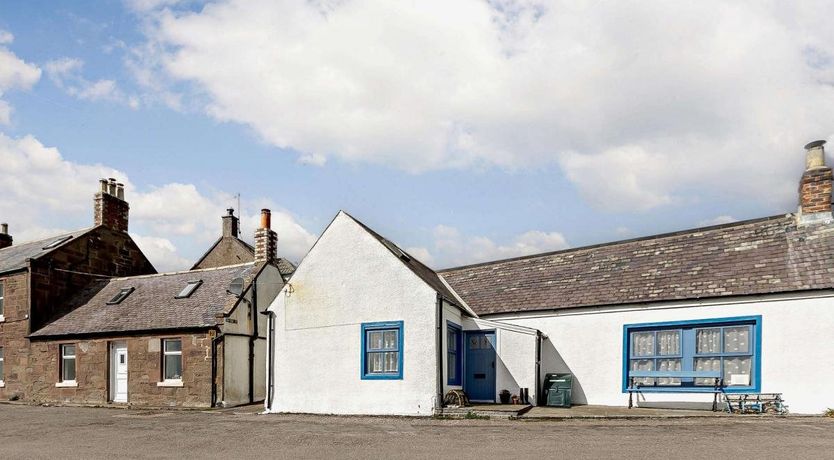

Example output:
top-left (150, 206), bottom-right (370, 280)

top-left (485, 291), bottom-right (834, 414)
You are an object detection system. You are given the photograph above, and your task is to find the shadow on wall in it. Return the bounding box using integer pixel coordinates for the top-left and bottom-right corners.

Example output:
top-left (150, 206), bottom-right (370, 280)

top-left (540, 338), bottom-right (588, 405)
top-left (495, 353), bottom-right (521, 403)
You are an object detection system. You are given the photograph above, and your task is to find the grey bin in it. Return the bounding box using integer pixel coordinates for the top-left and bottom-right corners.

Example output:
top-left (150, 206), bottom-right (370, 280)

top-left (542, 373), bottom-right (572, 408)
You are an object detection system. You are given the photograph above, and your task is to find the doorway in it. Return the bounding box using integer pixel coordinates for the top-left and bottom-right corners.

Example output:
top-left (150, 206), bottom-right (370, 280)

top-left (464, 331), bottom-right (496, 402)
top-left (110, 342), bottom-right (128, 403)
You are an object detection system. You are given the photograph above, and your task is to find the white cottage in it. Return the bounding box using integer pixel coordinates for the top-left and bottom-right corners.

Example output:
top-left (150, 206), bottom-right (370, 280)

top-left (266, 140), bottom-right (834, 415)
top-left (263, 211), bottom-right (538, 415)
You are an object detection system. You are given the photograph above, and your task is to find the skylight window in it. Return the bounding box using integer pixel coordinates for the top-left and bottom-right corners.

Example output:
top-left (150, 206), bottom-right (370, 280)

top-left (381, 239), bottom-right (411, 262)
top-left (107, 287), bottom-right (134, 305)
top-left (176, 280), bottom-right (203, 299)
top-left (43, 235), bottom-right (72, 249)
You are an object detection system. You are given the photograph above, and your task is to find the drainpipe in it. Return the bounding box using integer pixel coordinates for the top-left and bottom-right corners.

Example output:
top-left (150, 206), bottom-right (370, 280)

top-left (435, 294), bottom-right (444, 411)
top-left (249, 278), bottom-right (257, 405)
top-left (535, 330), bottom-right (542, 406)
top-left (266, 311), bottom-right (275, 410)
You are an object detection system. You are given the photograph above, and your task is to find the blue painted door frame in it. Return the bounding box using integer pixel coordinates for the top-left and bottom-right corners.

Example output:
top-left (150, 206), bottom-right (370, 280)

top-left (464, 331), bottom-right (496, 402)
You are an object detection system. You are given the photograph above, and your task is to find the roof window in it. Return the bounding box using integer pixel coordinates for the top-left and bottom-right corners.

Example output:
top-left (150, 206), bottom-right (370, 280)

top-left (176, 280), bottom-right (203, 299)
top-left (107, 287), bottom-right (134, 305)
top-left (43, 235), bottom-right (73, 249)
top-left (381, 239), bottom-right (411, 262)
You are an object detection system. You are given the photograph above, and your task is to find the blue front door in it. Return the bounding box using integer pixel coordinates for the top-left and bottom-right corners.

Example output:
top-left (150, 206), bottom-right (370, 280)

top-left (465, 331), bottom-right (496, 402)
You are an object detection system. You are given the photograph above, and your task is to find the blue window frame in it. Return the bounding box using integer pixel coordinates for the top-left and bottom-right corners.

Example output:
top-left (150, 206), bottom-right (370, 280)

top-left (447, 321), bottom-right (462, 386)
top-left (361, 321), bottom-right (403, 380)
top-left (622, 316), bottom-right (761, 393)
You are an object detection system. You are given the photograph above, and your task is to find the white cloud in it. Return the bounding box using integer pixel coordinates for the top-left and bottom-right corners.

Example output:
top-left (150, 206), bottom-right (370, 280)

top-left (427, 224), bottom-right (569, 268)
top-left (130, 1), bottom-right (834, 212)
top-left (0, 31), bottom-right (41, 124)
top-left (0, 132), bottom-right (317, 270)
top-left (45, 57), bottom-right (136, 106)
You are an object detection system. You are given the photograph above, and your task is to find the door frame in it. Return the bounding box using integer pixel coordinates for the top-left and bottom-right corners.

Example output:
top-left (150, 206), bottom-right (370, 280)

top-left (463, 330), bottom-right (497, 403)
top-left (109, 341), bottom-right (128, 403)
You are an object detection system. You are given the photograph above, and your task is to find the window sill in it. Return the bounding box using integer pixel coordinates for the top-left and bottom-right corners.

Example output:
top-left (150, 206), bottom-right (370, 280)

top-left (55, 381), bottom-right (78, 388)
top-left (157, 380), bottom-right (184, 388)
top-left (623, 386), bottom-right (758, 394)
top-left (0, 315), bottom-right (5, 323)
top-left (0, 381), bottom-right (5, 388)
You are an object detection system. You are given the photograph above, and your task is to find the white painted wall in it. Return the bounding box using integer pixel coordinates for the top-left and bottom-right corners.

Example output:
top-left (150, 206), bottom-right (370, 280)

top-left (487, 292), bottom-right (834, 414)
top-left (267, 212), bottom-right (441, 416)
top-left (462, 318), bottom-right (538, 404)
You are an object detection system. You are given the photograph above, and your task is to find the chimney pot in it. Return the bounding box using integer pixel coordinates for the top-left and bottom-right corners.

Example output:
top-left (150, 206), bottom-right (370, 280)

top-left (805, 140), bottom-right (827, 170)
top-left (99, 178), bottom-right (108, 193)
top-left (260, 209), bottom-right (272, 230)
top-left (116, 183), bottom-right (125, 200)
top-left (0, 223), bottom-right (11, 249)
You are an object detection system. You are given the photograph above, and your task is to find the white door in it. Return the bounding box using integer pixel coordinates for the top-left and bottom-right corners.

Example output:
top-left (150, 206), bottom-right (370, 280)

top-left (111, 342), bottom-right (128, 403)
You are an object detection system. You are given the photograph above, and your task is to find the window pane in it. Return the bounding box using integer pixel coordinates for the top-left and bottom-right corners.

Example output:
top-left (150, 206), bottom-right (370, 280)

top-left (630, 359), bottom-right (655, 386)
top-left (631, 332), bottom-right (655, 357)
top-left (723, 326), bottom-right (750, 353)
top-left (367, 352), bottom-right (383, 373)
top-left (694, 357), bottom-right (721, 385)
top-left (696, 328), bottom-right (721, 354)
top-left (448, 354), bottom-right (456, 380)
top-left (657, 359), bottom-right (681, 386)
top-left (164, 355), bottom-right (182, 380)
top-left (657, 330), bottom-right (680, 356)
top-left (469, 336), bottom-right (480, 349)
top-left (448, 330), bottom-right (457, 352)
top-left (164, 339), bottom-right (182, 353)
top-left (724, 357), bottom-right (752, 386)
top-left (383, 352), bottom-right (399, 372)
top-left (368, 331), bottom-right (383, 351)
top-left (63, 345), bottom-right (76, 358)
top-left (382, 331), bottom-right (398, 349)
top-left (63, 358), bottom-right (76, 381)
top-left (480, 336), bottom-right (491, 349)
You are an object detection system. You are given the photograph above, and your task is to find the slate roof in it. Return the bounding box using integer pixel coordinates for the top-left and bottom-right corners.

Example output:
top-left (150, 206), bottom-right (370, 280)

top-left (343, 212), bottom-right (464, 307)
top-left (30, 263), bottom-right (259, 338)
top-left (0, 228), bottom-right (93, 275)
top-left (439, 214), bottom-right (834, 316)
top-left (191, 236), bottom-right (296, 276)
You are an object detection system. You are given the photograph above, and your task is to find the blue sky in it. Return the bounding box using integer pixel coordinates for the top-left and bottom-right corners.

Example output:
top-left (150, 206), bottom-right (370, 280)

top-left (1, 1), bottom-right (833, 271)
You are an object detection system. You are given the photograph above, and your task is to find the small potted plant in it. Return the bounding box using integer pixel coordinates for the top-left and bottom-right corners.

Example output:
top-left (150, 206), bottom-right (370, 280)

top-left (499, 389), bottom-right (511, 404)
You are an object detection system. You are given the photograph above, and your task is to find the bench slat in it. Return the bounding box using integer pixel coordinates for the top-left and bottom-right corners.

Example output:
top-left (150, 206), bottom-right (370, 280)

top-left (629, 371), bottom-right (720, 378)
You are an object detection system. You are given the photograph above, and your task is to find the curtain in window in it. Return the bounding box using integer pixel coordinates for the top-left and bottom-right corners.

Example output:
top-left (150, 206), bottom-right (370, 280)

top-left (694, 357), bottom-right (721, 385)
top-left (724, 357), bottom-right (752, 385)
top-left (630, 359), bottom-right (654, 385)
top-left (657, 330), bottom-right (680, 355)
top-left (657, 359), bottom-right (681, 385)
top-left (696, 328), bottom-right (721, 354)
top-left (723, 327), bottom-right (749, 353)
top-left (632, 332), bottom-right (655, 356)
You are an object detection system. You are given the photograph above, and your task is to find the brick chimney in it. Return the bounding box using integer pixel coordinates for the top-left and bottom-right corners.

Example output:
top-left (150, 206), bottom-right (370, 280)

top-left (222, 208), bottom-right (239, 238)
top-left (254, 209), bottom-right (277, 264)
top-left (0, 223), bottom-right (12, 249)
top-left (798, 140), bottom-right (833, 225)
top-left (94, 178), bottom-right (129, 232)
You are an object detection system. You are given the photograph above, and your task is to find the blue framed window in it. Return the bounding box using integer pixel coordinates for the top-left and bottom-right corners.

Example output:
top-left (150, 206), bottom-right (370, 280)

top-left (447, 322), bottom-right (462, 386)
top-left (622, 316), bottom-right (761, 393)
top-left (361, 321), bottom-right (403, 380)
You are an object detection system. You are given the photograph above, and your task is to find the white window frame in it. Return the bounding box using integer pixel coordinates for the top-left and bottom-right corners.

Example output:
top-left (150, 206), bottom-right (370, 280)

top-left (56, 344), bottom-right (78, 387)
top-left (0, 281), bottom-right (5, 322)
top-left (158, 338), bottom-right (183, 387)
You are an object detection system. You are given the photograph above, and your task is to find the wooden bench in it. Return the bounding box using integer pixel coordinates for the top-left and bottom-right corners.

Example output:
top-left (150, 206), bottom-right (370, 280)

top-left (627, 370), bottom-right (723, 411)
top-left (724, 393), bottom-right (787, 414)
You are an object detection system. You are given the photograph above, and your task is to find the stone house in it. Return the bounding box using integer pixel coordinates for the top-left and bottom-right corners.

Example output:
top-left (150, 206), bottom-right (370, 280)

top-left (0, 179), bottom-right (155, 401)
top-left (1, 180), bottom-right (293, 408)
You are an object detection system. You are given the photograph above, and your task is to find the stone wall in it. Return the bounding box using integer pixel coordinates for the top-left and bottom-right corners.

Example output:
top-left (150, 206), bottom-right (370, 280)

top-left (22, 332), bottom-right (214, 408)
top-left (0, 272), bottom-right (30, 399)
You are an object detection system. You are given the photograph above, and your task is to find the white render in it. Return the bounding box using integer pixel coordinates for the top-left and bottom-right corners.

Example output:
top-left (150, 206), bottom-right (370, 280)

top-left (266, 212), bottom-right (448, 416)
top-left (486, 291), bottom-right (834, 414)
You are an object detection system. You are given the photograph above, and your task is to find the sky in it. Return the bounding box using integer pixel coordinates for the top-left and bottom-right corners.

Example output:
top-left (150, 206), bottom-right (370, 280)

top-left (1, 0), bottom-right (834, 272)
